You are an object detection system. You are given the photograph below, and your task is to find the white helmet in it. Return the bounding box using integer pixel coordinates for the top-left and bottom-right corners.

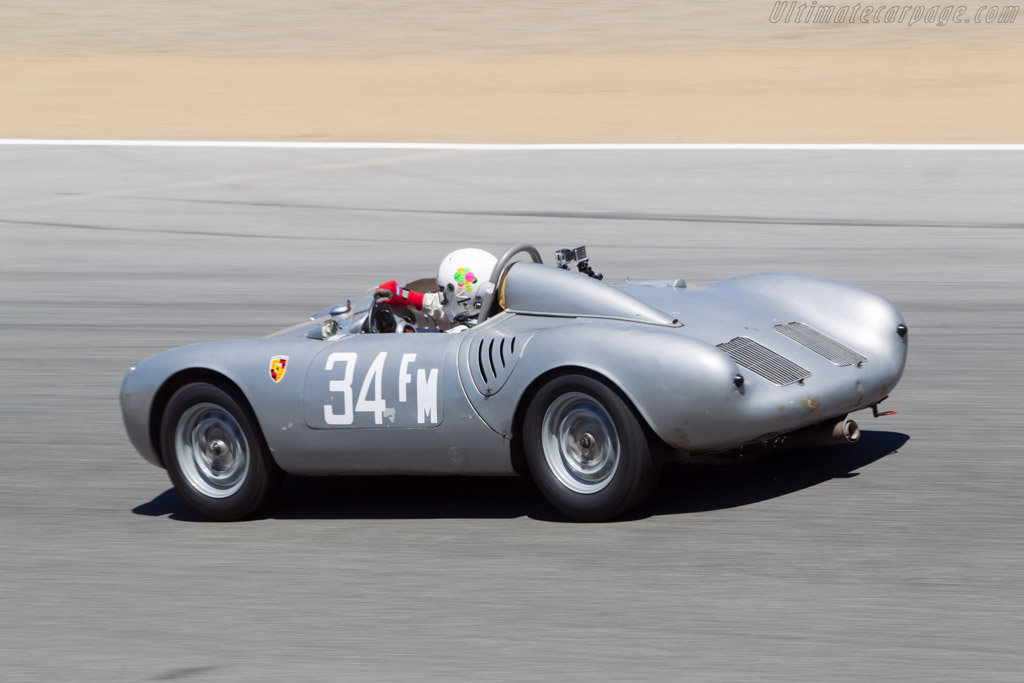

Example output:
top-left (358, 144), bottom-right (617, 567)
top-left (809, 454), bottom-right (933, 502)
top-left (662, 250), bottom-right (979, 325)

top-left (436, 248), bottom-right (498, 323)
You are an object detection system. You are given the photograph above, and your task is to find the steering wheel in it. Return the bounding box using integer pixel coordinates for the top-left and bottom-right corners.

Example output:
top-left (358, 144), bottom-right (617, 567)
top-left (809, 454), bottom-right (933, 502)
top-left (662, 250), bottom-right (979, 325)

top-left (366, 297), bottom-right (417, 334)
top-left (368, 303), bottom-right (396, 333)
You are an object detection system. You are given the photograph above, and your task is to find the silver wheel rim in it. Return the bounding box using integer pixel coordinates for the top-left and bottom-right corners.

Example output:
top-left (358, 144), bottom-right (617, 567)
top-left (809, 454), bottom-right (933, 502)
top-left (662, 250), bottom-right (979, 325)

top-left (541, 392), bottom-right (619, 494)
top-left (173, 402), bottom-right (250, 499)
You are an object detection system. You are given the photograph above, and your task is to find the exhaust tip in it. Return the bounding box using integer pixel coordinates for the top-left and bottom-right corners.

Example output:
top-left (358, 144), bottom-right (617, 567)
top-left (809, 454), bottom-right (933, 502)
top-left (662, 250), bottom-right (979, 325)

top-left (830, 418), bottom-right (861, 443)
top-left (843, 419), bottom-right (861, 443)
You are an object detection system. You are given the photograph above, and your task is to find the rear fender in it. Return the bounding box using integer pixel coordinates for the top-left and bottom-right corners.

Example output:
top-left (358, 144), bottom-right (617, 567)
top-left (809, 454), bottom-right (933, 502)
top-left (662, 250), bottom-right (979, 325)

top-left (460, 321), bottom-right (743, 451)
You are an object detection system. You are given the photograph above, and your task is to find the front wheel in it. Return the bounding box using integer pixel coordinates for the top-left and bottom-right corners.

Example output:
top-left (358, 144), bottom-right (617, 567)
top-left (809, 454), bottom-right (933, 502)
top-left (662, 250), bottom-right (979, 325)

top-left (160, 382), bottom-right (283, 521)
top-left (523, 374), bottom-right (660, 521)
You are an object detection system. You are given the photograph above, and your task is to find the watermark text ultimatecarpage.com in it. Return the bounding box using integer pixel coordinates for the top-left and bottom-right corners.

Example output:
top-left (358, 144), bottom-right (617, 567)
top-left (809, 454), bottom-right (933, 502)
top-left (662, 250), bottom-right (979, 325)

top-left (769, 2), bottom-right (1019, 25)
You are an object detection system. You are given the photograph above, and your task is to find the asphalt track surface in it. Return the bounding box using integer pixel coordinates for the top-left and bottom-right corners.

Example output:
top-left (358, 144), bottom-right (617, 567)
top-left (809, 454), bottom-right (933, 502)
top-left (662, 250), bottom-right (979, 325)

top-left (2, 146), bottom-right (1022, 682)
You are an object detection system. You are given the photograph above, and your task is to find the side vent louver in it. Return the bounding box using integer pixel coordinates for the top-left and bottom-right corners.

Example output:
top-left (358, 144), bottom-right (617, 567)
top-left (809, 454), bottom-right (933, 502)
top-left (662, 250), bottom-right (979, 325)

top-left (717, 337), bottom-right (811, 386)
top-left (469, 334), bottom-right (524, 396)
top-left (774, 322), bottom-right (867, 366)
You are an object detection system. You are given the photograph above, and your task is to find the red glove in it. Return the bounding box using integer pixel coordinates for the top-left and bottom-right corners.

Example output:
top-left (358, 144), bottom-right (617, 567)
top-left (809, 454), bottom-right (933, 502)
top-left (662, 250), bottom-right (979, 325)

top-left (375, 280), bottom-right (425, 310)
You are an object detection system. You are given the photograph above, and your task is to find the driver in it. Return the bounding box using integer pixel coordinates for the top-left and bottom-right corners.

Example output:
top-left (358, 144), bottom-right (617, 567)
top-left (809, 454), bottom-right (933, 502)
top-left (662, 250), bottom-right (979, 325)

top-left (375, 248), bottom-right (498, 332)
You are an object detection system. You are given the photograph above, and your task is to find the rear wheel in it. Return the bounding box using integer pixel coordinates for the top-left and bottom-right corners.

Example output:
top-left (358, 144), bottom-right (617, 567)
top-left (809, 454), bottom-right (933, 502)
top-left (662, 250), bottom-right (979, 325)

top-left (160, 382), bottom-right (283, 521)
top-left (523, 374), bottom-right (660, 521)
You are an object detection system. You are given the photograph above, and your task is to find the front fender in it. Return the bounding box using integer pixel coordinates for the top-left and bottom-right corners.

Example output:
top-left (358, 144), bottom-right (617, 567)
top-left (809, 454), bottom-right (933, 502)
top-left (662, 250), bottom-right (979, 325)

top-left (120, 338), bottom-right (321, 468)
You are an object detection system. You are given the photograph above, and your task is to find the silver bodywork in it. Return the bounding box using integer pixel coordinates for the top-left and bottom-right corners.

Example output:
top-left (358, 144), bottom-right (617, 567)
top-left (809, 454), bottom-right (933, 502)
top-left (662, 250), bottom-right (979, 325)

top-left (121, 251), bottom-right (908, 475)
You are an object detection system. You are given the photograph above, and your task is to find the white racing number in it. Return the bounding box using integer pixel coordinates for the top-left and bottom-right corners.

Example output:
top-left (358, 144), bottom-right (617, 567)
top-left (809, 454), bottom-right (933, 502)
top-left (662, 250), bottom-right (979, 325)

top-left (355, 352), bottom-right (387, 424)
top-left (324, 352), bottom-right (357, 425)
top-left (324, 351), bottom-right (439, 426)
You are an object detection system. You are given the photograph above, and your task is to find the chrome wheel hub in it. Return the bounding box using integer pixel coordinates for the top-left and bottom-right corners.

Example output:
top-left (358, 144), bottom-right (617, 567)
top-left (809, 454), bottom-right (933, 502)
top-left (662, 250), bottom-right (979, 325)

top-left (174, 403), bottom-right (250, 498)
top-left (541, 392), bottom-right (619, 494)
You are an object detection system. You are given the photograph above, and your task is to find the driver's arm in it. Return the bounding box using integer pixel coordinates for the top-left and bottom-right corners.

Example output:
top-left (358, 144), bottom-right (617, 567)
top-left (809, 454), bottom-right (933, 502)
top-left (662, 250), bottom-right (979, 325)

top-left (375, 281), bottom-right (445, 320)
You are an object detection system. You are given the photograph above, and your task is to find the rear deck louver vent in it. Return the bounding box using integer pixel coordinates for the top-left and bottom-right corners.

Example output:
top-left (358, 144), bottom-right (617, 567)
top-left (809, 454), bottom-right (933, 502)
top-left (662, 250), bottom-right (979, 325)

top-left (469, 335), bottom-right (522, 396)
top-left (774, 322), bottom-right (867, 366)
top-left (717, 337), bottom-right (811, 386)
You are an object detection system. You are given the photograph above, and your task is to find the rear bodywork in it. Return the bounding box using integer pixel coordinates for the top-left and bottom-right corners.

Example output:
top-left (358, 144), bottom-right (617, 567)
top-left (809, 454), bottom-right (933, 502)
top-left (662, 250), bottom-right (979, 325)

top-left (121, 259), bottom-right (907, 475)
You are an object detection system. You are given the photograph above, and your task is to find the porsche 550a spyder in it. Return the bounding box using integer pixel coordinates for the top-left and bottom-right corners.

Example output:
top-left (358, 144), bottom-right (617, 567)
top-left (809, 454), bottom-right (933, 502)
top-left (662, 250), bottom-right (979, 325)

top-left (120, 244), bottom-right (908, 522)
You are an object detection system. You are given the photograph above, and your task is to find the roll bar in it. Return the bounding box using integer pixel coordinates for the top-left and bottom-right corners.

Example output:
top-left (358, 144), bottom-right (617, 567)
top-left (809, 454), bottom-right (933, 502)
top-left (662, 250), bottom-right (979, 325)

top-left (476, 243), bottom-right (543, 324)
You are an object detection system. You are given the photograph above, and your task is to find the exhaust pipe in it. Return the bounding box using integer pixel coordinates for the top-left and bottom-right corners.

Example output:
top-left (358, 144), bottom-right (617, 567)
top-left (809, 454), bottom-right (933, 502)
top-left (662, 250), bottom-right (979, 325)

top-left (774, 417), bottom-right (860, 452)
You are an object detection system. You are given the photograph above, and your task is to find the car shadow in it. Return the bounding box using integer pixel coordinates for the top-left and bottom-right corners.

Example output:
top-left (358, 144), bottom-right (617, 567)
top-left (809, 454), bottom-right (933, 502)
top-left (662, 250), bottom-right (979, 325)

top-left (132, 430), bottom-right (908, 523)
top-left (625, 429), bottom-right (909, 521)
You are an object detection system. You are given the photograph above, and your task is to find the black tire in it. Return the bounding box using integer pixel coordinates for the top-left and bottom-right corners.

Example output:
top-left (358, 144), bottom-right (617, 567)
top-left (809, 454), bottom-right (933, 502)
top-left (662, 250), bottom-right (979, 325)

top-left (523, 374), bottom-right (661, 521)
top-left (159, 382), bottom-right (283, 521)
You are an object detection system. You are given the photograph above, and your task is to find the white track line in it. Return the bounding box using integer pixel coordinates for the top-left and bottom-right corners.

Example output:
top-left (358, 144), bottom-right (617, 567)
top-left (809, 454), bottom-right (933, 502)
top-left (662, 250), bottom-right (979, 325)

top-left (1, 139), bottom-right (1023, 151)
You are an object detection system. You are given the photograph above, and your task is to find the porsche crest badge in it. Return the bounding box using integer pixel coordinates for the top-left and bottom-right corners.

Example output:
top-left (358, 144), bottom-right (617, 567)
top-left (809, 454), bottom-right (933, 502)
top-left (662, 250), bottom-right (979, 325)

top-left (269, 355), bottom-right (289, 383)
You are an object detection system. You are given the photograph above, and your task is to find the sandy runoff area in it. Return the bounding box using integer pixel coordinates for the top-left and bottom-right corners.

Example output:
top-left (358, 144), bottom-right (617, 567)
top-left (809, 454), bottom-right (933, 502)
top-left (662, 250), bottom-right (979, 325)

top-left (1, 1), bottom-right (1022, 141)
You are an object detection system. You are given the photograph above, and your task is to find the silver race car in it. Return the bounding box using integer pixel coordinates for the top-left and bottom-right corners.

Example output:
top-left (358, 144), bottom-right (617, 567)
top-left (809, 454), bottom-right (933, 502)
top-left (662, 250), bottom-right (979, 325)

top-left (121, 244), bottom-right (908, 521)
